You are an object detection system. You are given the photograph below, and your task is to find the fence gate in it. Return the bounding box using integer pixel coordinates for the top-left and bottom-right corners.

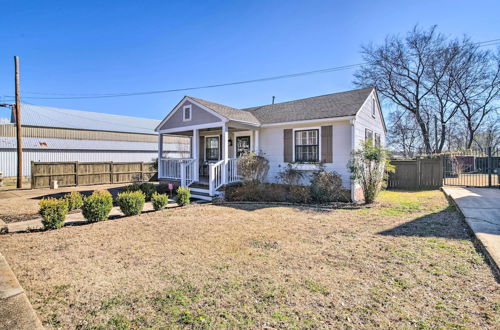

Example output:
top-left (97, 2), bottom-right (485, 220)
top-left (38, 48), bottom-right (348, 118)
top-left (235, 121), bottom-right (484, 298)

top-left (442, 147), bottom-right (500, 188)
top-left (388, 158), bottom-right (442, 189)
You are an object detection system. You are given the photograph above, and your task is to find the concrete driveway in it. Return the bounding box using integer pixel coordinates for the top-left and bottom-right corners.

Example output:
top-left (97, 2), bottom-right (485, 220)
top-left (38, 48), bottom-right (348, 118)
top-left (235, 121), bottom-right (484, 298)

top-left (442, 186), bottom-right (500, 276)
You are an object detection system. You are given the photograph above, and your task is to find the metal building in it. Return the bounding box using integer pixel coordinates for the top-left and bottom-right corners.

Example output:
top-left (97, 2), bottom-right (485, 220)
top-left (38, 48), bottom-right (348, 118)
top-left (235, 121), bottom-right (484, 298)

top-left (0, 104), bottom-right (189, 178)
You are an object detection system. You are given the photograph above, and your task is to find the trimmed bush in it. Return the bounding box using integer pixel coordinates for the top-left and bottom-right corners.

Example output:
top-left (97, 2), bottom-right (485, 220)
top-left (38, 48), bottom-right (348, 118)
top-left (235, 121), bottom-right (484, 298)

top-left (39, 198), bottom-right (68, 230)
top-left (123, 183), bottom-right (141, 193)
top-left (310, 169), bottom-right (343, 203)
top-left (140, 183), bottom-right (156, 201)
top-left (116, 190), bottom-right (145, 216)
top-left (288, 185), bottom-right (311, 204)
top-left (151, 192), bottom-right (169, 210)
top-left (82, 190), bottom-right (113, 222)
top-left (156, 184), bottom-right (171, 195)
top-left (175, 187), bottom-right (191, 206)
top-left (224, 182), bottom-right (287, 202)
top-left (64, 191), bottom-right (83, 211)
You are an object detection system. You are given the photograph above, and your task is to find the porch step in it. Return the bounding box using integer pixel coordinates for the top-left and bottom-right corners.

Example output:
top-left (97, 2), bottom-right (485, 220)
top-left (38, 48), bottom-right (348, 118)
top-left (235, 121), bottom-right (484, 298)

top-left (190, 182), bottom-right (209, 189)
top-left (190, 187), bottom-right (210, 194)
top-left (190, 190), bottom-right (213, 201)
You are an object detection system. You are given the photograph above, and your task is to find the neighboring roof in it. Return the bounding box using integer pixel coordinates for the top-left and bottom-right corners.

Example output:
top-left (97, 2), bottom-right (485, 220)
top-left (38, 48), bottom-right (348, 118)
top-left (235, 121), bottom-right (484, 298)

top-left (180, 87), bottom-right (374, 126)
top-left (0, 137), bottom-right (158, 151)
top-left (242, 87), bottom-right (374, 124)
top-left (11, 104), bottom-right (161, 134)
top-left (188, 97), bottom-right (260, 125)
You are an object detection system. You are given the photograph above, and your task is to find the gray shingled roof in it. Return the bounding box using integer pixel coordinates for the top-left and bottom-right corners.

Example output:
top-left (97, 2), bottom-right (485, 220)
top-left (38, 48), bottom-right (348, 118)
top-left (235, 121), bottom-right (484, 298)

top-left (188, 87), bottom-right (374, 125)
top-left (243, 87), bottom-right (374, 124)
top-left (188, 97), bottom-right (260, 125)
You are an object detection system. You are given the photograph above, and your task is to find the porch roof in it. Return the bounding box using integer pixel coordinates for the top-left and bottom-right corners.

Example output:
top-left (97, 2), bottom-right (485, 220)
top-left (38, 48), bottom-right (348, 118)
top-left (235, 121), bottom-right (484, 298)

top-left (188, 97), bottom-right (260, 125)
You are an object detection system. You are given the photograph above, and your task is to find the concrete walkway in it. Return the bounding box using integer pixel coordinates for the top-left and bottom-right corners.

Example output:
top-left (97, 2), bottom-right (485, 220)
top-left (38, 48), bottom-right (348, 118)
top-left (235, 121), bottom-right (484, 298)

top-left (0, 253), bottom-right (43, 329)
top-left (442, 186), bottom-right (500, 276)
top-left (4, 200), bottom-right (177, 234)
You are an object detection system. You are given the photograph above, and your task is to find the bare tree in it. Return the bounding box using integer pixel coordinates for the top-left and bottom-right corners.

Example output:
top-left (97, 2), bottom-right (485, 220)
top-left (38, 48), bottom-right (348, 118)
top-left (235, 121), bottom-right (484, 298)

top-left (452, 45), bottom-right (500, 149)
top-left (387, 110), bottom-right (421, 158)
top-left (473, 115), bottom-right (500, 151)
top-left (354, 25), bottom-right (458, 153)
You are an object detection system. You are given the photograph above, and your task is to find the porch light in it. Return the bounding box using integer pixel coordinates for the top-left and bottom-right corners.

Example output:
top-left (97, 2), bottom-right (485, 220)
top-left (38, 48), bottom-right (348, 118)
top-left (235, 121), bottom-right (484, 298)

top-left (228, 139), bottom-right (233, 146)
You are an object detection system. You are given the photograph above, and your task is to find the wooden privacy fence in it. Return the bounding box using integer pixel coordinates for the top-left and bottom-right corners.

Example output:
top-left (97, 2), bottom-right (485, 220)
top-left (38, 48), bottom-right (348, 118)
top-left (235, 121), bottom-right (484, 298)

top-left (388, 158), bottom-right (443, 189)
top-left (31, 161), bottom-right (157, 189)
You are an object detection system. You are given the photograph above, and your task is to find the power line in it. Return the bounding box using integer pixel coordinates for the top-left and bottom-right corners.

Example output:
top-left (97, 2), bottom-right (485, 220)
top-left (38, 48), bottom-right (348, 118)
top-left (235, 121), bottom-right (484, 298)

top-left (13, 63), bottom-right (363, 100)
top-left (6, 38), bottom-right (500, 101)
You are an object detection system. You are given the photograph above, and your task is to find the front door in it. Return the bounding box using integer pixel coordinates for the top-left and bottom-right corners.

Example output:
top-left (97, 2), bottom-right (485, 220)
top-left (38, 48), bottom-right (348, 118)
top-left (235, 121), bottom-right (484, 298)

top-left (236, 136), bottom-right (251, 157)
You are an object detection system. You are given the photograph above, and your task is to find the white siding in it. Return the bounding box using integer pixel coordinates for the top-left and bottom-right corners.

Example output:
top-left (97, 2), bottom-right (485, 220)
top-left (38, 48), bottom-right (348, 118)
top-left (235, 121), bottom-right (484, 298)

top-left (354, 90), bottom-right (386, 149)
top-left (259, 120), bottom-right (352, 189)
top-left (0, 150), bottom-right (158, 177)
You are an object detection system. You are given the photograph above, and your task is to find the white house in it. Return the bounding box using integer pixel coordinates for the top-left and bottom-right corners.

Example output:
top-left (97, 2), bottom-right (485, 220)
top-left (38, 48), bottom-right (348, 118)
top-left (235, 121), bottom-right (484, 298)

top-left (155, 87), bottom-right (386, 201)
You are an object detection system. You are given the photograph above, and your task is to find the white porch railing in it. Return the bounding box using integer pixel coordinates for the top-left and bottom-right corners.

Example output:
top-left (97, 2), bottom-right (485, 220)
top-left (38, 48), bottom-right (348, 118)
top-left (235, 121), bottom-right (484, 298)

top-left (160, 157), bottom-right (241, 195)
top-left (160, 158), bottom-right (195, 186)
top-left (209, 160), bottom-right (224, 196)
top-left (181, 159), bottom-right (195, 187)
top-left (228, 158), bottom-right (239, 183)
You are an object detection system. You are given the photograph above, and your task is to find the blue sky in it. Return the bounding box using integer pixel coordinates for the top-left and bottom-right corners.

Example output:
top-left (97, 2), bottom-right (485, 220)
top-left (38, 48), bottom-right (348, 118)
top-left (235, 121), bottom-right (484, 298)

top-left (0, 0), bottom-right (499, 120)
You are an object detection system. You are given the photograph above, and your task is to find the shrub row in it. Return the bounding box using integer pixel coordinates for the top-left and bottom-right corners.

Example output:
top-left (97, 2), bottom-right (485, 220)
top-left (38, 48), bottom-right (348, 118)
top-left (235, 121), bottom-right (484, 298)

top-left (38, 184), bottom-right (191, 231)
top-left (225, 169), bottom-right (349, 204)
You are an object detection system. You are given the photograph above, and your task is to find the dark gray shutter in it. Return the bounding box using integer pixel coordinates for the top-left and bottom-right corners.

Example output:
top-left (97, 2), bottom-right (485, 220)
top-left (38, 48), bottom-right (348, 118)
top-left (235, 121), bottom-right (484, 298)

top-left (321, 125), bottom-right (332, 163)
top-left (284, 129), bottom-right (293, 162)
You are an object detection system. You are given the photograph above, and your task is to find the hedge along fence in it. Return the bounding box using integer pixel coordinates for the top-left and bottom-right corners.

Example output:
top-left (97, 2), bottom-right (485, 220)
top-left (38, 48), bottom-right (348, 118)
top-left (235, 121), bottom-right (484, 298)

top-left (31, 161), bottom-right (157, 189)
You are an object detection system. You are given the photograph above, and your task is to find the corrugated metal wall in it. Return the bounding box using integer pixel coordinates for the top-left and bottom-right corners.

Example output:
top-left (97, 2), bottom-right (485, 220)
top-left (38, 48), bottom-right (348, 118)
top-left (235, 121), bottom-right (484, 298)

top-left (0, 125), bottom-right (158, 142)
top-left (0, 150), bottom-right (158, 177)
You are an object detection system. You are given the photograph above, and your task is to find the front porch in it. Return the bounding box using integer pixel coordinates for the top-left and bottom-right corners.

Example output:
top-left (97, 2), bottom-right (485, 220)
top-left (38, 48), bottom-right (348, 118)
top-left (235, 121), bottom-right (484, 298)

top-left (157, 122), bottom-right (260, 200)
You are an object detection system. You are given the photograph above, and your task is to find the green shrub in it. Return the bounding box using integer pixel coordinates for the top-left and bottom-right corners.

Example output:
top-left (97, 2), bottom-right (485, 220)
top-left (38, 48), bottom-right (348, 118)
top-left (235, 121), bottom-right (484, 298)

top-left (123, 183), bottom-right (141, 193)
top-left (64, 191), bottom-right (83, 211)
top-left (116, 190), bottom-right (145, 216)
top-left (39, 198), bottom-right (68, 230)
top-left (82, 190), bottom-right (113, 222)
top-left (151, 192), bottom-right (169, 210)
top-left (348, 140), bottom-right (394, 204)
top-left (140, 183), bottom-right (156, 201)
top-left (310, 169), bottom-right (343, 203)
top-left (175, 187), bottom-right (191, 206)
top-left (156, 184), bottom-right (171, 195)
top-left (288, 185), bottom-right (311, 204)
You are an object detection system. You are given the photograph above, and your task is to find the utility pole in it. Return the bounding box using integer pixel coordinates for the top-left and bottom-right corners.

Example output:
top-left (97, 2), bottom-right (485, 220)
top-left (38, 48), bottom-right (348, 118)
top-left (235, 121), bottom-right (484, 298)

top-left (14, 56), bottom-right (22, 188)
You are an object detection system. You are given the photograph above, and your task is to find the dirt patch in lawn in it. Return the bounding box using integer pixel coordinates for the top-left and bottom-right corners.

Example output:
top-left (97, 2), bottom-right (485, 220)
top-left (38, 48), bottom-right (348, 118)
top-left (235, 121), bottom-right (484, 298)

top-left (1, 190), bottom-right (499, 328)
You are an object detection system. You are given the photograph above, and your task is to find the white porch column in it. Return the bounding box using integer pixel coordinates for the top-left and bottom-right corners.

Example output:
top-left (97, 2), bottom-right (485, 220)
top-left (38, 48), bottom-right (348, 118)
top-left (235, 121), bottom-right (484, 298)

top-left (193, 129), bottom-right (199, 181)
top-left (158, 133), bottom-right (163, 178)
top-left (254, 129), bottom-right (260, 155)
top-left (222, 123), bottom-right (229, 184)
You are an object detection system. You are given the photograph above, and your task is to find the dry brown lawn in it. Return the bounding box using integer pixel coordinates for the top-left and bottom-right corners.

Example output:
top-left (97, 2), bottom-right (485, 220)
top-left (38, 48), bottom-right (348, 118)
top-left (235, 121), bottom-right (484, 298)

top-left (1, 190), bottom-right (499, 329)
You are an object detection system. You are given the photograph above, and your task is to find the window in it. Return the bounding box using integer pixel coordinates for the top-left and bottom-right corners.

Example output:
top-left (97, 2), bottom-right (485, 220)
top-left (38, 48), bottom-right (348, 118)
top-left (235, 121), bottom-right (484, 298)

top-left (205, 136), bottom-right (219, 161)
top-left (372, 98), bottom-right (376, 117)
top-left (236, 136), bottom-right (251, 158)
top-left (365, 128), bottom-right (373, 143)
top-left (375, 133), bottom-right (381, 147)
top-left (295, 129), bottom-right (319, 162)
top-left (183, 105), bottom-right (192, 121)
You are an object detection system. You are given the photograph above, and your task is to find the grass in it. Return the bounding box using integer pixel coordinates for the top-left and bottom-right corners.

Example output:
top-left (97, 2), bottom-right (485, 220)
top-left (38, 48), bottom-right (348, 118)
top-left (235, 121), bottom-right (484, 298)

top-left (1, 190), bottom-right (499, 328)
